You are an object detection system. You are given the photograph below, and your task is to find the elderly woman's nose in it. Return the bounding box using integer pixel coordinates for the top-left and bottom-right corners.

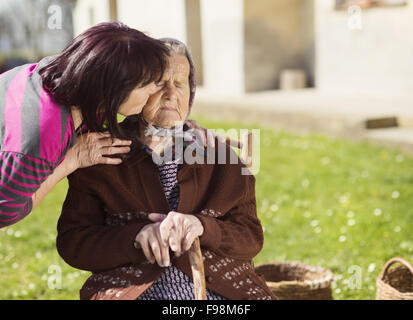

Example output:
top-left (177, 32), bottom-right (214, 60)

top-left (164, 85), bottom-right (177, 100)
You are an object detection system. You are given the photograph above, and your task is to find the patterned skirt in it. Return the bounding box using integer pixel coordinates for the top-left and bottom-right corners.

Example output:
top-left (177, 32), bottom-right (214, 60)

top-left (137, 264), bottom-right (226, 300)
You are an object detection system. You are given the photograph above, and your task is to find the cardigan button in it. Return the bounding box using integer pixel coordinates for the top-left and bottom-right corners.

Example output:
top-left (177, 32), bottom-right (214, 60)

top-left (206, 276), bottom-right (213, 283)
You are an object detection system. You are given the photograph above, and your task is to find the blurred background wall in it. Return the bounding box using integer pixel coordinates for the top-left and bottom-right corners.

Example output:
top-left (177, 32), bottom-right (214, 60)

top-left (244, 0), bottom-right (315, 92)
top-left (1, 0), bottom-right (412, 97)
top-left (315, 0), bottom-right (413, 96)
top-left (70, 0), bottom-right (412, 97)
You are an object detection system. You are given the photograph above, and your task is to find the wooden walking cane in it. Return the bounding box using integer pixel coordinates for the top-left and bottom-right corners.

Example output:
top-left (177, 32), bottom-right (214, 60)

top-left (187, 131), bottom-right (254, 300)
top-left (188, 237), bottom-right (207, 300)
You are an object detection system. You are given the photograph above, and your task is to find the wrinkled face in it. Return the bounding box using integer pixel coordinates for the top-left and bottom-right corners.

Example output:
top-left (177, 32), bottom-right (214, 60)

top-left (118, 82), bottom-right (160, 116)
top-left (142, 54), bottom-right (190, 128)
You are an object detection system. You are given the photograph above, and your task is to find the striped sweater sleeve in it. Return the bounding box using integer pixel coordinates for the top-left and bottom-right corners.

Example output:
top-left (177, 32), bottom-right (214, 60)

top-left (0, 57), bottom-right (76, 228)
top-left (0, 151), bottom-right (54, 228)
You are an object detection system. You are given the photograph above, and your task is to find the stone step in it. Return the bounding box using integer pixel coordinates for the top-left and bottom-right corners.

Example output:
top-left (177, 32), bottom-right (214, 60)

top-left (191, 88), bottom-right (413, 155)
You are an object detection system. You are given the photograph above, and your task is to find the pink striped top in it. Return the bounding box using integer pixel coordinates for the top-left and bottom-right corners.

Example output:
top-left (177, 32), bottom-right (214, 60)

top-left (0, 56), bottom-right (76, 228)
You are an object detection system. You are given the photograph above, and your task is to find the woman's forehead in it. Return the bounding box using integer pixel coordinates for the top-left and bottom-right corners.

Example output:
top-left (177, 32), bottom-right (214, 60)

top-left (163, 54), bottom-right (190, 78)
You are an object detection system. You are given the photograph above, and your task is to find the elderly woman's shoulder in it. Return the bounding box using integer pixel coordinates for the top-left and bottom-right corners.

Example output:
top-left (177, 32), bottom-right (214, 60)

top-left (68, 160), bottom-right (119, 186)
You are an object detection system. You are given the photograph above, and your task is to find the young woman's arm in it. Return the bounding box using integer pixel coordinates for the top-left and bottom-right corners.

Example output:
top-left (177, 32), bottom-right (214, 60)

top-left (31, 132), bottom-right (131, 211)
top-left (0, 132), bottom-right (131, 228)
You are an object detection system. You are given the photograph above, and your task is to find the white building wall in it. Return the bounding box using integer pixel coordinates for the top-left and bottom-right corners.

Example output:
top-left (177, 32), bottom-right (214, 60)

top-left (73, 0), bottom-right (186, 41)
top-left (315, 0), bottom-right (413, 97)
top-left (200, 0), bottom-right (245, 94)
top-left (73, 0), bottom-right (110, 36)
top-left (117, 0), bottom-right (186, 41)
top-left (72, 0), bottom-right (245, 94)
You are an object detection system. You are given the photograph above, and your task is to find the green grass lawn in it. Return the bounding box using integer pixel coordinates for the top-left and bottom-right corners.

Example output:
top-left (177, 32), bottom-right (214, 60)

top-left (1, 117), bottom-right (412, 300)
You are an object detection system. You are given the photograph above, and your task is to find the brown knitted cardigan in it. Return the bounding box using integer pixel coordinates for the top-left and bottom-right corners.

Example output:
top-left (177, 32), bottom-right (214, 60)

top-left (56, 119), bottom-right (276, 300)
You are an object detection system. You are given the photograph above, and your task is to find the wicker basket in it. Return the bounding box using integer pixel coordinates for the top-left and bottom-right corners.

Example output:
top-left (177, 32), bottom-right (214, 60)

top-left (255, 261), bottom-right (334, 300)
top-left (376, 257), bottom-right (413, 300)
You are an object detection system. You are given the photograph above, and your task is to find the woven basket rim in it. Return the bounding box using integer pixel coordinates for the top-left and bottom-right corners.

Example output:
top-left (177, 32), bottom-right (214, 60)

top-left (376, 277), bottom-right (413, 298)
top-left (376, 268), bottom-right (413, 299)
top-left (375, 258), bottom-right (413, 300)
top-left (255, 261), bottom-right (334, 290)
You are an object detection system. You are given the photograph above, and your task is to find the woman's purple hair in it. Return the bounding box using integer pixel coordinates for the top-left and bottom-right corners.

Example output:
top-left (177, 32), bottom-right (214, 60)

top-left (39, 22), bottom-right (169, 138)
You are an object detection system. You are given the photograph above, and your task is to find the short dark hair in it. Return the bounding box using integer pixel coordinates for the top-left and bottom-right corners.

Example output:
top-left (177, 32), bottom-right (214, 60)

top-left (39, 22), bottom-right (169, 138)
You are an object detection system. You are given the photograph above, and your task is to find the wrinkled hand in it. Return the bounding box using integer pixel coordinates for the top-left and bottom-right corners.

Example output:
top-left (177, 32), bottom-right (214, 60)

top-left (134, 222), bottom-right (170, 267)
top-left (65, 132), bottom-right (132, 172)
top-left (148, 211), bottom-right (204, 257)
top-left (185, 119), bottom-right (227, 148)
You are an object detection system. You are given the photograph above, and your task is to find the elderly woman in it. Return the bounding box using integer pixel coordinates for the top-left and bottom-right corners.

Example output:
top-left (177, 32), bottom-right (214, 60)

top-left (56, 39), bottom-right (275, 300)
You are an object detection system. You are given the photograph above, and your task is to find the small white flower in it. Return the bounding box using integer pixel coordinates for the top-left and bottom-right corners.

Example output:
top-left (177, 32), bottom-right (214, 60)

top-left (12, 263), bottom-right (19, 269)
top-left (339, 194), bottom-right (350, 204)
top-left (347, 211), bottom-right (355, 218)
top-left (368, 263), bottom-right (376, 273)
top-left (339, 235), bottom-right (346, 242)
top-left (314, 227), bottom-right (322, 234)
top-left (310, 220), bottom-right (319, 227)
top-left (335, 288), bottom-right (341, 294)
top-left (400, 241), bottom-right (412, 249)
top-left (35, 252), bottom-right (42, 259)
top-left (394, 226), bottom-right (401, 233)
top-left (347, 219), bottom-right (356, 226)
top-left (270, 204), bottom-right (279, 212)
top-left (374, 208), bottom-right (382, 216)
top-left (14, 231), bottom-right (22, 238)
top-left (6, 228), bottom-right (14, 236)
top-left (396, 154), bottom-right (404, 163)
top-left (392, 191), bottom-right (400, 199)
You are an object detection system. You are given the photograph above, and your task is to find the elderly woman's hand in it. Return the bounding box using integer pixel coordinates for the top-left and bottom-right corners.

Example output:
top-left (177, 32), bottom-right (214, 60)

top-left (148, 211), bottom-right (204, 257)
top-left (64, 132), bottom-right (132, 173)
top-left (185, 119), bottom-right (228, 148)
top-left (134, 222), bottom-right (171, 267)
